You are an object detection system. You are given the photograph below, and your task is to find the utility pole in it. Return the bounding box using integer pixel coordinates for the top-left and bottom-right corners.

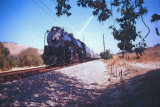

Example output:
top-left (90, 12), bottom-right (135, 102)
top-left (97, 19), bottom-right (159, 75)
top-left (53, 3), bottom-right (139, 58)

top-left (103, 34), bottom-right (105, 52)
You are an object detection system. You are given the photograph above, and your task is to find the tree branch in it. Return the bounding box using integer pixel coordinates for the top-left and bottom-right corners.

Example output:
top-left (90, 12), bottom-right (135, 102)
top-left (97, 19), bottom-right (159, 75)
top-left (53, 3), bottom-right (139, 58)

top-left (141, 15), bottom-right (150, 40)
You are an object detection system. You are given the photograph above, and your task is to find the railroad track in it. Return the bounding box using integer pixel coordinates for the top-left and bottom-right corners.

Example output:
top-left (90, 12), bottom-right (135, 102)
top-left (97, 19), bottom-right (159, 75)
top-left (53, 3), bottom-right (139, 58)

top-left (0, 63), bottom-right (80, 83)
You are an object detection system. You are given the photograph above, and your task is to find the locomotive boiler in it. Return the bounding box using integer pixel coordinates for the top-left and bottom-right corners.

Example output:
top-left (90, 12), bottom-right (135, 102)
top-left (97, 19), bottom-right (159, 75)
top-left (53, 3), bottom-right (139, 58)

top-left (43, 26), bottom-right (94, 66)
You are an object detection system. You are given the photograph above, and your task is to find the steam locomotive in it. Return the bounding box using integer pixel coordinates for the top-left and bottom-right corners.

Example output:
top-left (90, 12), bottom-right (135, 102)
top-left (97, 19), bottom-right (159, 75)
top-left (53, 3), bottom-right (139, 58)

top-left (43, 26), bottom-right (96, 66)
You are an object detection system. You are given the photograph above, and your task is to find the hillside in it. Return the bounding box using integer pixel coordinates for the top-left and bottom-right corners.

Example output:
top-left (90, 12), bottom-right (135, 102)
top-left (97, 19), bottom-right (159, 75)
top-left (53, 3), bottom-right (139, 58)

top-left (2, 43), bottom-right (43, 56)
top-left (114, 46), bottom-right (160, 62)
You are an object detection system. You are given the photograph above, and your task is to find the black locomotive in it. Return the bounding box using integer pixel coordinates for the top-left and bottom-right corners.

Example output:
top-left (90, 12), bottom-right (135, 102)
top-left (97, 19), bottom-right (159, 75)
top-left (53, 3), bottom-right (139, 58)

top-left (43, 26), bottom-right (93, 66)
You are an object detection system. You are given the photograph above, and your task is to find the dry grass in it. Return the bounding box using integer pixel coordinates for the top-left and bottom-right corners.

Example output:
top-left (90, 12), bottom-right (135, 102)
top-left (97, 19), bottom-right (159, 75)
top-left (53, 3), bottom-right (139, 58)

top-left (103, 46), bottom-right (160, 81)
top-left (112, 46), bottom-right (160, 63)
top-left (98, 46), bottom-right (160, 107)
top-left (108, 59), bottom-right (118, 66)
top-left (103, 55), bottom-right (119, 67)
top-left (138, 47), bottom-right (160, 62)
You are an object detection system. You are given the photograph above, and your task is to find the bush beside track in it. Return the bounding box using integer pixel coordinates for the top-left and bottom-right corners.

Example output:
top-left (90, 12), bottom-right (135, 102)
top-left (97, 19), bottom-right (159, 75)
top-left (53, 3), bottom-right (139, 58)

top-left (0, 42), bottom-right (43, 71)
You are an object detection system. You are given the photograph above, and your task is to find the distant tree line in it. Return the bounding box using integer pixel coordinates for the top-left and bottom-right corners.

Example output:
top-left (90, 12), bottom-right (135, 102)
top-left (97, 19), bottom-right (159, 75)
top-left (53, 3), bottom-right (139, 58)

top-left (0, 42), bottom-right (43, 71)
top-left (2, 41), bottom-right (18, 44)
top-left (154, 43), bottom-right (160, 47)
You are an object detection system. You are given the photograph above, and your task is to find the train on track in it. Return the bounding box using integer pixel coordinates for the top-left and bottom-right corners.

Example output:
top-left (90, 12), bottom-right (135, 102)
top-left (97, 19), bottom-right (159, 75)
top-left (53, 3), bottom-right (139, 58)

top-left (43, 26), bottom-right (99, 66)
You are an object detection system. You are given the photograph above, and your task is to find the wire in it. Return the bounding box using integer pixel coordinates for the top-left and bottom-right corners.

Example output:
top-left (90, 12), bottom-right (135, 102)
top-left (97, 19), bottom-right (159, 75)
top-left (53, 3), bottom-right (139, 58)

top-left (40, 0), bottom-right (71, 28)
top-left (39, 0), bottom-right (54, 14)
top-left (39, 0), bottom-right (66, 26)
top-left (110, 0), bottom-right (116, 27)
top-left (32, 0), bottom-right (56, 21)
top-left (65, 16), bottom-right (75, 32)
top-left (33, 0), bottom-right (69, 28)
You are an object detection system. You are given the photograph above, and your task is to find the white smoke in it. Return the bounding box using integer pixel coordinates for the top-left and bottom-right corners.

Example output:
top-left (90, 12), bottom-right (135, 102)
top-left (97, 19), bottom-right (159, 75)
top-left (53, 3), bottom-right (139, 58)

top-left (76, 16), bottom-right (94, 38)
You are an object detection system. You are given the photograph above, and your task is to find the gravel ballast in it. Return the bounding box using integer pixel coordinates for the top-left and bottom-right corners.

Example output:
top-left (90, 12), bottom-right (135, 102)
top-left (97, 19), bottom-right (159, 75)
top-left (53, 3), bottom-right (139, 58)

top-left (0, 59), bottom-right (107, 107)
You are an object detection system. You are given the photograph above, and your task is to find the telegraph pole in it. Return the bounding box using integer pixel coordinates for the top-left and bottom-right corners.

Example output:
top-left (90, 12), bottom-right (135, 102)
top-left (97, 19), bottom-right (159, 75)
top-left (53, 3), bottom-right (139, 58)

top-left (103, 34), bottom-right (105, 52)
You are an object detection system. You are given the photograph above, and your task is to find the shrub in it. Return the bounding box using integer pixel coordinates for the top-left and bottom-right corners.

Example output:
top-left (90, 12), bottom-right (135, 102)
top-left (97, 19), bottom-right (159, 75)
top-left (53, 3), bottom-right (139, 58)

top-left (0, 42), bottom-right (43, 71)
top-left (9, 56), bottom-right (20, 68)
top-left (18, 48), bottom-right (43, 67)
top-left (100, 50), bottom-right (113, 59)
top-left (154, 43), bottom-right (160, 47)
top-left (119, 55), bottom-right (124, 59)
top-left (0, 42), bottom-right (10, 70)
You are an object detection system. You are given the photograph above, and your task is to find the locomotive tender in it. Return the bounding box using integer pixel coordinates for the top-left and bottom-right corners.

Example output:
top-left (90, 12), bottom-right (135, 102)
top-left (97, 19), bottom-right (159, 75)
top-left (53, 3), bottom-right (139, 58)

top-left (43, 26), bottom-right (94, 66)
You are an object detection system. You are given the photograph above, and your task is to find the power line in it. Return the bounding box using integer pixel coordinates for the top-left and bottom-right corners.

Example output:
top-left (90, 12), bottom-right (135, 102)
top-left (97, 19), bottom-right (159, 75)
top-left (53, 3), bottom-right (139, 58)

top-left (39, 0), bottom-right (68, 27)
top-left (110, 0), bottom-right (116, 27)
top-left (38, 0), bottom-right (77, 38)
top-left (50, 0), bottom-right (57, 5)
top-left (64, 16), bottom-right (75, 32)
top-left (39, 0), bottom-right (64, 25)
top-left (32, 0), bottom-right (55, 21)
top-left (39, 0), bottom-right (56, 16)
top-left (33, 0), bottom-right (66, 27)
top-left (49, 0), bottom-right (75, 30)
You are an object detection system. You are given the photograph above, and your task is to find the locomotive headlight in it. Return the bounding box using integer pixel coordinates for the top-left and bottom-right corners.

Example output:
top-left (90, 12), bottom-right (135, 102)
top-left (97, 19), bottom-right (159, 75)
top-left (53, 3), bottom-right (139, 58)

top-left (53, 28), bottom-right (56, 31)
top-left (52, 37), bottom-right (56, 40)
top-left (52, 33), bottom-right (61, 42)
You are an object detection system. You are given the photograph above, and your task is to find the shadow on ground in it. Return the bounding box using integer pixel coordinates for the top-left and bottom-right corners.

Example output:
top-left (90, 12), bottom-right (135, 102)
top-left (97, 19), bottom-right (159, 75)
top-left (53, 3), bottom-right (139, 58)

top-left (1, 69), bottom-right (160, 107)
top-left (95, 68), bottom-right (160, 107)
top-left (0, 70), bottom-right (101, 107)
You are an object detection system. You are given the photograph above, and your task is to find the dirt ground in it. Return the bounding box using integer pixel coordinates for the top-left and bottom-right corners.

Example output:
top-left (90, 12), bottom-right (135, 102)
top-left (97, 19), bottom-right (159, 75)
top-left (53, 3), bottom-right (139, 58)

top-left (98, 58), bottom-right (160, 107)
top-left (0, 58), bottom-right (160, 106)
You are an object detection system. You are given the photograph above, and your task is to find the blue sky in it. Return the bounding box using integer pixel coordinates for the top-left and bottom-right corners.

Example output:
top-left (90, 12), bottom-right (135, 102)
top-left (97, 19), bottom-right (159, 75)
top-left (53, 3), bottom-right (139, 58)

top-left (0, 0), bottom-right (160, 54)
